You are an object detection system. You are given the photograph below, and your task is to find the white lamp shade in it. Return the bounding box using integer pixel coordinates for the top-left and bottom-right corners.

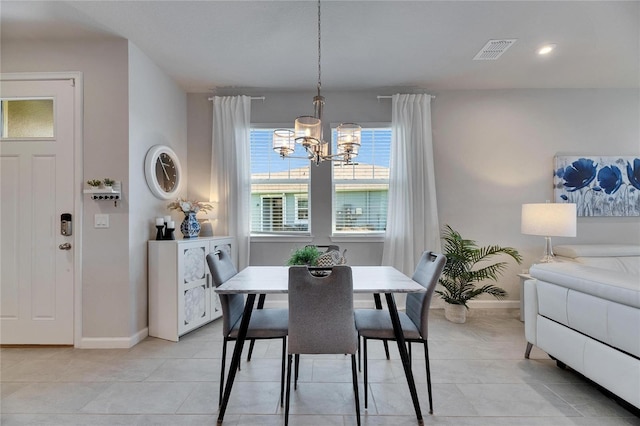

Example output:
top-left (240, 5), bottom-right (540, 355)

top-left (521, 203), bottom-right (577, 237)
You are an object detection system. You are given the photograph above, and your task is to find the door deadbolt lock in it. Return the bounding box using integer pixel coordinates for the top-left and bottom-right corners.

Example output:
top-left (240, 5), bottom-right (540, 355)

top-left (61, 213), bottom-right (72, 236)
top-left (59, 243), bottom-right (72, 250)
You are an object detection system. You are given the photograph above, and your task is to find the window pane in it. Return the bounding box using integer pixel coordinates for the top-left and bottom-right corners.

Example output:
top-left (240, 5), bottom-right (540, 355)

top-left (335, 183), bottom-right (388, 231)
top-left (333, 127), bottom-right (391, 234)
top-left (1, 99), bottom-right (54, 138)
top-left (251, 128), bottom-right (310, 234)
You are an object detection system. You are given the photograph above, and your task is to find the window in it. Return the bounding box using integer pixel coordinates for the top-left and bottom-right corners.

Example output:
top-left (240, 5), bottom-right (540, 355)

top-left (1, 99), bottom-right (54, 138)
top-left (250, 127), bottom-right (310, 234)
top-left (332, 126), bottom-right (391, 234)
top-left (294, 194), bottom-right (309, 224)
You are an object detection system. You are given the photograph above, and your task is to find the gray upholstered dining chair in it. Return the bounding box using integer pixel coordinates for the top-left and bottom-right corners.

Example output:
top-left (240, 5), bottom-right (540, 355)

top-left (206, 250), bottom-right (289, 407)
top-left (246, 245), bottom-right (341, 361)
top-left (285, 265), bottom-right (361, 426)
top-left (354, 251), bottom-right (446, 414)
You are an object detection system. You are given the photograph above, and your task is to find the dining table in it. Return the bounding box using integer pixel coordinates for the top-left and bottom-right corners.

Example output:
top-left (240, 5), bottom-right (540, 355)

top-left (214, 265), bottom-right (427, 425)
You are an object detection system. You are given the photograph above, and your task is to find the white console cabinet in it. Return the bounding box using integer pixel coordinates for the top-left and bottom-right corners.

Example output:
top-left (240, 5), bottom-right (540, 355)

top-left (148, 236), bottom-right (236, 342)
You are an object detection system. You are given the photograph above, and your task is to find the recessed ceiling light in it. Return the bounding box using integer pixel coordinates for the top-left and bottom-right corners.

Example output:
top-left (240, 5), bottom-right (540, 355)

top-left (537, 44), bottom-right (557, 55)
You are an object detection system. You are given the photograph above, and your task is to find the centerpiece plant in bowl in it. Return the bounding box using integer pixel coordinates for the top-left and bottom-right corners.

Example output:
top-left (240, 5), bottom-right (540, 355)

top-left (287, 246), bottom-right (321, 266)
top-left (436, 225), bottom-right (522, 323)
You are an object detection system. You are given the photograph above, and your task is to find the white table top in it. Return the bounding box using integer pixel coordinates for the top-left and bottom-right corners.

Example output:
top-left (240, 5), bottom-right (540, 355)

top-left (214, 266), bottom-right (425, 294)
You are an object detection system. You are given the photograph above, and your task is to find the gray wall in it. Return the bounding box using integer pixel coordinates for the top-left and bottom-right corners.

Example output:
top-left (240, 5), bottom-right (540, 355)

top-left (128, 42), bottom-right (187, 337)
top-left (187, 88), bottom-right (640, 304)
top-left (3, 38), bottom-right (639, 340)
top-left (2, 39), bottom-right (187, 343)
top-left (1, 38), bottom-right (132, 338)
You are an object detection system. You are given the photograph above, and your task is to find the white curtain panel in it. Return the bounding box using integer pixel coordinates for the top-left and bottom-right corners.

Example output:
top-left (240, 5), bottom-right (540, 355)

top-left (210, 95), bottom-right (252, 269)
top-left (382, 94), bottom-right (441, 275)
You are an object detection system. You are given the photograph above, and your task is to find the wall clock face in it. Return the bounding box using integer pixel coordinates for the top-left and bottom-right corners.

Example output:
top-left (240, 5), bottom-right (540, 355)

top-left (145, 145), bottom-right (182, 199)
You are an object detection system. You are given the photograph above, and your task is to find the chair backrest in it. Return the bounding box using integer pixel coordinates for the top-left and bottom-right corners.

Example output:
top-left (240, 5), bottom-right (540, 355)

top-left (288, 265), bottom-right (358, 355)
top-left (405, 251), bottom-right (447, 337)
top-left (206, 250), bottom-right (243, 336)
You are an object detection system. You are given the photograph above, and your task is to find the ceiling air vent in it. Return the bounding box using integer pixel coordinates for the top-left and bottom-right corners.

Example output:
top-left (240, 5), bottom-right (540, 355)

top-left (473, 39), bottom-right (517, 60)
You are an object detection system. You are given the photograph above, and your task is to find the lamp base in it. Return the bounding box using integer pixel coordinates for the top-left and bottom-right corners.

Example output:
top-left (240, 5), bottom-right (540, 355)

top-left (538, 254), bottom-right (558, 263)
top-left (538, 236), bottom-right (557, 263)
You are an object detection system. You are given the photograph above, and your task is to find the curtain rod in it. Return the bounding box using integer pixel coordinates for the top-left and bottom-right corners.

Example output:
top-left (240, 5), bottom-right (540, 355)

top-left (377, 94), bottom-right (435, 100)
top-left (208, 96), bottom-right (265, 101)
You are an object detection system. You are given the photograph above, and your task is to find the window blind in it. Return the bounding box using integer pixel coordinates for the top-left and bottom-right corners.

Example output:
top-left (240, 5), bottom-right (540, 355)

top-left (332, 127), bottom-right (391, 233)
top-left (250, 128), bottom-right (310, 233)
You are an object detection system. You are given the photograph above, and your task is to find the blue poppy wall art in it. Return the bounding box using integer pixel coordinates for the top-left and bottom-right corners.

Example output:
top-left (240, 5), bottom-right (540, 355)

top-left (554, 156), bottom-right (640, 216)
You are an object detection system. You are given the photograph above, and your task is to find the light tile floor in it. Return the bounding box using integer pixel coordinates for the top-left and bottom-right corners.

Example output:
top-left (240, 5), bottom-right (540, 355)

top-left (2, 309), bottom-right (639, 425)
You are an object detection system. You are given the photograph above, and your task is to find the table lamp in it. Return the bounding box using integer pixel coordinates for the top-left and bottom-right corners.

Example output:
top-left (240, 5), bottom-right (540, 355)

top-left (521, 202), bottom-right (577, 263)
top-left (197, 201), bottom-right (218, 237)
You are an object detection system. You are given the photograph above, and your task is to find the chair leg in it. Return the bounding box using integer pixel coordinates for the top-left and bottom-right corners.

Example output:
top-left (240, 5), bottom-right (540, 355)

top-left (351, 354), bottom-right (361, 426)
top-left (280, 337), bottom-right (286, 407)
top-left (294, 354), bottom-right (300, 390)
top-left (285, 354), bottom-right (293, 426)
top-left (525, 342), bottom-right (533, 359)
top-left (357, 334), bottom-right (361, 372)
top-left (247, 339), bottom-right (257, 361)
top-left (247, 294), bottom-right (267, 362)
top-left (363, 338), bottom-right (369, 409)
top-left (219, 338), bottom-right (228, 407)
top-left (408, 342), bottom-right (412, 369)
top-left (373, 293), bottom-right (391, 360)
top-left (423, 340), bottom-right (433, 414)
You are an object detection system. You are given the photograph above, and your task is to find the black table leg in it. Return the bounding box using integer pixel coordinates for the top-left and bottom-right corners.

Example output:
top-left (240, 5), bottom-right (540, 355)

top-left (384, 293), bottom-right (423, 426)
top-left (373, 293), bottom-right (391, 359)
top-left (217, 293), bottom-right (256, 426)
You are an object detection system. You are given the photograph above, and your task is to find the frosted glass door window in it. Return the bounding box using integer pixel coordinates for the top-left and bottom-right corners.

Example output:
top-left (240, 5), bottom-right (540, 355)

top-left (1, 99), bottom-right (54, 138)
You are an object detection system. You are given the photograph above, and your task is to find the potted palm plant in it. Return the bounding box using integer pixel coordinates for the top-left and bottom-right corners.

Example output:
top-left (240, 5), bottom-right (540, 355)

top-left (436, 225), bottom-right (522, 323)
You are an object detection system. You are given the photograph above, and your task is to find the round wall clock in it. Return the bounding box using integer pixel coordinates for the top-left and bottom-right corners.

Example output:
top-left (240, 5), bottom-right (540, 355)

top-left (144, 144), bottom-right (182, 200)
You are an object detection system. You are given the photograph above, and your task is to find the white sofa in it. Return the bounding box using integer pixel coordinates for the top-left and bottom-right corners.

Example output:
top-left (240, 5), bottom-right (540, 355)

top-left (524, 244), bottom-right (640, 409)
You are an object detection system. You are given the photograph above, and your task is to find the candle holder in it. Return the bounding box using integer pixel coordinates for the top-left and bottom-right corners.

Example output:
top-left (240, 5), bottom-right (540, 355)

top-left (155, 225), bottom-right (165, 241)
top-left (164, 226), bottom-right (175, 240)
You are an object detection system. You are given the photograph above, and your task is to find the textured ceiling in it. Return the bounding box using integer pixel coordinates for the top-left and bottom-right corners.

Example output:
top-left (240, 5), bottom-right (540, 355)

top-left (2, 1), bottom-right (639, 92)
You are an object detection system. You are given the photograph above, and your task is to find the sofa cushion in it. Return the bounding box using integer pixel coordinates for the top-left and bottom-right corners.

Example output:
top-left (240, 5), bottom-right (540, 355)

top-left (530, 262), bottom-right (640, 309)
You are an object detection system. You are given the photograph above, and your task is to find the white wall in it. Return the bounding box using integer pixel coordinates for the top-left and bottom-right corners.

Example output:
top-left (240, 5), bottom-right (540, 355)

top-left (187, 88), bottom-right (640, 304)
top-left (128, 42), bottom-right (187, 337)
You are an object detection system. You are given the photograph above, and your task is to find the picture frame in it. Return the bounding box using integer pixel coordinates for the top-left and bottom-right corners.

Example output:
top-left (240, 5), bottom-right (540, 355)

top-left (554, 155), bottom-right (640, 217)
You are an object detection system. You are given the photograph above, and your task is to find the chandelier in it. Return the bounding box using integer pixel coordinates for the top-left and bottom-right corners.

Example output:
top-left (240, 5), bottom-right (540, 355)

top-left (272, 0), bottom-right (362, 166)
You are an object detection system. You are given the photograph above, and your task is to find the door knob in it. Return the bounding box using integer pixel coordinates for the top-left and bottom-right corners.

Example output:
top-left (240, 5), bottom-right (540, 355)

top-left (59, 242), bottom-right (72, 250)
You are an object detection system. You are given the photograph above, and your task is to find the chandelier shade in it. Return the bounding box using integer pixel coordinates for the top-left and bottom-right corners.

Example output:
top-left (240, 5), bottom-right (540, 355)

top-left (294, 116), bottom-right (322, 145)
top-left (273, 129), bottom-right (296, 157)
top-left (337, 123), bottom-right (362, 158)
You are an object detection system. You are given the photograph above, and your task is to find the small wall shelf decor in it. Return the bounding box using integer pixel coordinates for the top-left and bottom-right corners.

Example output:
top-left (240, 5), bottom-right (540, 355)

top-left (84, 181), bottom-right (122, 206)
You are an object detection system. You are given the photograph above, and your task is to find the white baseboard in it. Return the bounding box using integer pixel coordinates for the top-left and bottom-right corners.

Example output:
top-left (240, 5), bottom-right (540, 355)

top-left (466, 300), bottom-right (520, 309)
top-left (76, 327), bottom-right (148, 349)
top-left (261, 299), bottom-right (520, 310)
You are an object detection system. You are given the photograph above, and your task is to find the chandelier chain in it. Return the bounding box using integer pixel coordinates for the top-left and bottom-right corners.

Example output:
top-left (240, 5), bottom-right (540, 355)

top-left (317, 0), bottom-right (321, 96)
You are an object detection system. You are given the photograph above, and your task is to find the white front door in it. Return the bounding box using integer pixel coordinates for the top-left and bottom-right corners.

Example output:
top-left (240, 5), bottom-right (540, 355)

top-left (1, 77), bottom-right (76, 344)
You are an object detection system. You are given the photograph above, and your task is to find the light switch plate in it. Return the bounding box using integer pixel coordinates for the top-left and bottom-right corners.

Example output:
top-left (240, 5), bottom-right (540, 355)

top-left (95, 214), bottom-right (109, 228)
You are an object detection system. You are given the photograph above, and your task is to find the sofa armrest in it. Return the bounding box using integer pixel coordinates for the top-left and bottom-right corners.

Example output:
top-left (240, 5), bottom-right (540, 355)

top-left (524, 278), bottom-right (538, 346)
